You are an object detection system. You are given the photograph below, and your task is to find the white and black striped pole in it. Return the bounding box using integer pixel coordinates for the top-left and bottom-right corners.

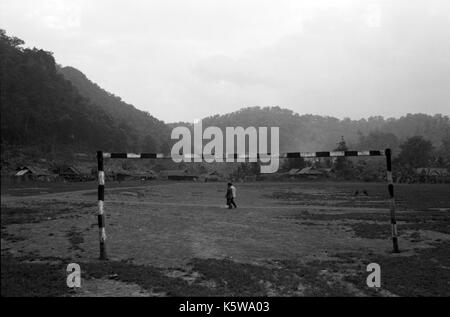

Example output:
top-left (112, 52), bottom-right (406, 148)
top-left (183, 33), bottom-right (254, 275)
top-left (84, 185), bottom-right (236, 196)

top-left (385, 148), bottom-right (400, 253)
top-left (97, 150), bottom-right (107, 260)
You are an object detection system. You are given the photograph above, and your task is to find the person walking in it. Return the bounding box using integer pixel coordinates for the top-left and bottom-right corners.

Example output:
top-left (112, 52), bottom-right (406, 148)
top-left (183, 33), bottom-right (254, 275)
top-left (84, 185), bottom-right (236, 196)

top-left (226, 182), bottom-right (237, 209)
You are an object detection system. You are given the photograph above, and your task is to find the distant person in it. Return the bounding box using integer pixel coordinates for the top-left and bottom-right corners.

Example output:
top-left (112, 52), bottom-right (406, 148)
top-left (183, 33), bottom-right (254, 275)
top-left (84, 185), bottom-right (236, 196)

top-left (226, 182), bottom-right (237, 209)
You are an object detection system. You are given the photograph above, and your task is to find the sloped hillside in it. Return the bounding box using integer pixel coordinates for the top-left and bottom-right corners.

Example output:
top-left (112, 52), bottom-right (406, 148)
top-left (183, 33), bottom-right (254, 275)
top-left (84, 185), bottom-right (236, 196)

top-left (59, 66), bottom-right (171, 152)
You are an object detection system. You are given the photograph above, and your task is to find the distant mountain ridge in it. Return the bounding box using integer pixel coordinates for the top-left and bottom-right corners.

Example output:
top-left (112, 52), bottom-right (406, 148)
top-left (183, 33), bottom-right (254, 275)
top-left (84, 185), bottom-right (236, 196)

top-left (171, 107), bottom-right (450, 153)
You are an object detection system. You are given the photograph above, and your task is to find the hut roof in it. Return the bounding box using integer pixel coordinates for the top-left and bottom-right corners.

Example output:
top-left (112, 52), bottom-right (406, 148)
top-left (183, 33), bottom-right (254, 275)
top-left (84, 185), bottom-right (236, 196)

top-left (416, 168), bottom-right (448, 176)
top-left (163, 169), bottom-right (199, 177)
top-left (131, 170), bottom-right (158, 177)
top-left (298, 167), bottom-right (323, 175)
top-left (15, 166), bottom-right (52, 176)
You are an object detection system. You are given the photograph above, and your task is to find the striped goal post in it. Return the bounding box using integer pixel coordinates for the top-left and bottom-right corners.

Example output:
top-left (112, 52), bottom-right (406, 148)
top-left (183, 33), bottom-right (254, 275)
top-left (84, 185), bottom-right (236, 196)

top-left (96, 149), bottom-right (400, 260)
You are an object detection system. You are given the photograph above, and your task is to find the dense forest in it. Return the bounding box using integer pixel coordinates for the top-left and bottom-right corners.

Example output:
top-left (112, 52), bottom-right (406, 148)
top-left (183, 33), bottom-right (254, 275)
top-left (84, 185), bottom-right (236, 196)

top-left (1, 30), bottom-right (449, 174)
top-left (0, 30), bottom-right (170, 161)
top-left (0, 30), bottom-right (125, 152)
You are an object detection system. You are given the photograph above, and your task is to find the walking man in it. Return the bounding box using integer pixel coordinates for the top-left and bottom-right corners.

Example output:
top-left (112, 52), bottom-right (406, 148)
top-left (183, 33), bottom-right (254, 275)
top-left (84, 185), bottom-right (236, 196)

top-left (226, 182), bottom-right (237, 209)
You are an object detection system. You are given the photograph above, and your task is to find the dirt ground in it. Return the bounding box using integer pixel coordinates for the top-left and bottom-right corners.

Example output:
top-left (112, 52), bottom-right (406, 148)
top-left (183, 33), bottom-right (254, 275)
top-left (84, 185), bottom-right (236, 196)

top-left (1, 181), bottom-right (449, 296)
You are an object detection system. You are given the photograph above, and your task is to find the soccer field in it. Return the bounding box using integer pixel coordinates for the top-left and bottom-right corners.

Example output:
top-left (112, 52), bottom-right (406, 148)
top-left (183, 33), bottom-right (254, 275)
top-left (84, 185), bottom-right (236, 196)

top-left (1, 181), bottom-right (449, 296)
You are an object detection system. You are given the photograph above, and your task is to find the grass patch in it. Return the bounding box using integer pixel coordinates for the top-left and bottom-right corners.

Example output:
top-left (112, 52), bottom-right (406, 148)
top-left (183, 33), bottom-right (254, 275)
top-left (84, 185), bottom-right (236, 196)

top-left (1, 254), bottom-right (69, 297)
top-left (337, 241), bottom-right (450, 297)
top-left (268, 183), bottom-right (450, 210)
top-left (189, 258), bottom-right (304, 296)
top-left (1, 253), bottom-right (213, 297)
top-left (285, 210), bottom-right (450, 235)
top-left (79, 260), bottom-right (213, 296)
top-left (0, 204), bottom-right (92, 226)
top-left (189, 258), bottom-right (364, 296)
top-left (0, 254), bottom-right (358, 296)
top-left (347, 223), bottom-right (390, 239)
top-left (280, 259), bottom-right (356, 296)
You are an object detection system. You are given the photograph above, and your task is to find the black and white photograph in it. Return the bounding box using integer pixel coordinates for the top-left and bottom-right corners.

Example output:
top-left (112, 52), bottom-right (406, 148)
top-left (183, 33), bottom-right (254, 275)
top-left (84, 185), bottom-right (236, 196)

top-left (1, 0), bottom-right (449, 302)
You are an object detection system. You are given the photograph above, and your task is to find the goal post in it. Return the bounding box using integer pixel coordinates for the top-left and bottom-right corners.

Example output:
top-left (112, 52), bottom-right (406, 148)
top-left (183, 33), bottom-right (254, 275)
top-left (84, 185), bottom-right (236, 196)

top-left (96, 148), bottom-right (399, 260)
top-left (385, 148), bottom-right (400, 253)
top-left (96, 151), bottom-right (107, 260)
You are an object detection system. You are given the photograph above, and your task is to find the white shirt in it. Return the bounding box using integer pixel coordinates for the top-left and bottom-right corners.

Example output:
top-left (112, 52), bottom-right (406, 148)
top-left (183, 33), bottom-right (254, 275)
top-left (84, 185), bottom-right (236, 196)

top-left (231, 185), bottom-right (236, 198)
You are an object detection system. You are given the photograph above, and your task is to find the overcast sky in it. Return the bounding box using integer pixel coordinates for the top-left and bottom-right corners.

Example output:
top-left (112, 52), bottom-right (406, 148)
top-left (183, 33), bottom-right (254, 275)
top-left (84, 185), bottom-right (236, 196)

top-left (1, 0), bottom-right (449, 123)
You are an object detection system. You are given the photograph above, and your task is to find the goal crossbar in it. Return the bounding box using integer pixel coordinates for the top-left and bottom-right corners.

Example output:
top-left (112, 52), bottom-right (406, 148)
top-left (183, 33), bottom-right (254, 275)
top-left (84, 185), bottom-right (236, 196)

top-left (101, 150), bottom-right (385, 160)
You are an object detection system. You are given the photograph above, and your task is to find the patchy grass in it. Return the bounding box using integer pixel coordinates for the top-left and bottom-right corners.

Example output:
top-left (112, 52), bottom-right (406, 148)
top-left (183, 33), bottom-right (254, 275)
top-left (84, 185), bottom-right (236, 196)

top-left (189, 258), bottom-right (304, 296)
top-left (284, 210), bottom-right (450, 236)
top-left (337, 241), bottom-right (450, 297)
top-left (0, 203), bottom-right (92, 226)
top-left (280, 259), bottom-right (357, 297)
top-left (1, 254), bottom-right (69, 297)
top-left (347, 223), bottom-right (391, 239)
top-left (0, 254), bottom-right (355, 297)
top-left (269, 183), bottom-right (450, 210)
top-left (1, 253), bottom-right (212, 297)
top-left (189, 257), bottom-right (357, 296)
top-left (82, 258), bottom-right (312, 296)
top-left (79, 260), bottom-right (213, 296)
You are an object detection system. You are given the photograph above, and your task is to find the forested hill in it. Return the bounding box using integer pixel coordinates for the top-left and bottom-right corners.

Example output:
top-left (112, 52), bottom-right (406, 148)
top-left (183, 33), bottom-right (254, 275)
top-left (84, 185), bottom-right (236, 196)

top-left (59, 66), bottom-right (170, 153)
top-left (172, 107), bottom-right (450, 154)
top-left (0, 30), bottom-right (170, 158)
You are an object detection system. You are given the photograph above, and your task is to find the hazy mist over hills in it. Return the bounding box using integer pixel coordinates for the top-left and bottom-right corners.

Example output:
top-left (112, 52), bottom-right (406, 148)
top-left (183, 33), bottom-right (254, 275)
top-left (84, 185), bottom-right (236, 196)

top-left (1, 29), bottom-right (449, 160)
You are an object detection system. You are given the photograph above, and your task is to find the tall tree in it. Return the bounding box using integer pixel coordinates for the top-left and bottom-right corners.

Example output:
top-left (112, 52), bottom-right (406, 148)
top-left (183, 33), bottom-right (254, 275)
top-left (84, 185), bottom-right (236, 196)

top-left (396, 136), bottom-right (434, 168)
top-left (357, 131), bottom-right (399, 152)
top-left (435, 135), bottom-right (450, 167)
top-left (333, 136), bottom-right (350, 174)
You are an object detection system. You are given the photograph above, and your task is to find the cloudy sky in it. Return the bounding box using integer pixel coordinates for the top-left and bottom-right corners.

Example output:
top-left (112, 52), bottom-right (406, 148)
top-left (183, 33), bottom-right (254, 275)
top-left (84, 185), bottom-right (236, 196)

top-left (1, 0), bottom-right (449, 122)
